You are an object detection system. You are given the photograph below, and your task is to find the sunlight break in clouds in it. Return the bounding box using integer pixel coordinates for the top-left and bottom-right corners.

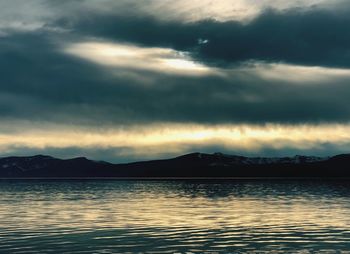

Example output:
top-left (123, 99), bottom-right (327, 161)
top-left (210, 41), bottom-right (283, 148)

top-left (1, 123), bottom-right (350, 159)
top-left (0, 0), bottom-right (341, 34)
top-left (65, 42), bottom-right (215, 76)
top-left (0, 0), bottom-right (340, 36)
top-left (236, 62), bottom-right (350, 84)
top-left (67, 0), bottom-right (339, 22)
top-left (65, 41), bottom-right (350, 84)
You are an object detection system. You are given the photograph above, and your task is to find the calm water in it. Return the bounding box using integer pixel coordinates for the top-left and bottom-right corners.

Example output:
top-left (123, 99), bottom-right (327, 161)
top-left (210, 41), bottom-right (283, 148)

top-left (0, 180), bottom-right (350, 253)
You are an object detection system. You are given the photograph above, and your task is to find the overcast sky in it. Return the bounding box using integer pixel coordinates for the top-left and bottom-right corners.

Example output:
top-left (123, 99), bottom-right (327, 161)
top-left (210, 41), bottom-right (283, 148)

top-left (1, 0), bottom-right (350, 162)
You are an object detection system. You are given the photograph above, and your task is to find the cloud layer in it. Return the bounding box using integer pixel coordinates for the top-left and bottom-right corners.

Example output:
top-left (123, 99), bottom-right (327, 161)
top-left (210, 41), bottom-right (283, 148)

top-left (1, 0), bottom-right (350, 161)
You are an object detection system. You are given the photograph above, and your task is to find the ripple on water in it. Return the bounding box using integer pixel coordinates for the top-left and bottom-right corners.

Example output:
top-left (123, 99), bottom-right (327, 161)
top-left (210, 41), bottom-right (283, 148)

top-left (0, 180), bottom-right (350, 253)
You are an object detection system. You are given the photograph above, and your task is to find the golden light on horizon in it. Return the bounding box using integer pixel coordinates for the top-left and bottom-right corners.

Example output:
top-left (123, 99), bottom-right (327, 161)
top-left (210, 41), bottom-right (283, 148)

top-left (1, 123), bottom-right (350, 158)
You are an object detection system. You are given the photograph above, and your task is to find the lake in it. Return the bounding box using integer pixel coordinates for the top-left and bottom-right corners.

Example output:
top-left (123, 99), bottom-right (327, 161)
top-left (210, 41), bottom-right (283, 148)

top-left (0, 180), bottom-right (349, 253)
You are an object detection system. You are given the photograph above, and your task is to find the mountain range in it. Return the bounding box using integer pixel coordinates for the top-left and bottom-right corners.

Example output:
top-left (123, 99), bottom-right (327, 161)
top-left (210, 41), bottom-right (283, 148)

top-left (1, 152), bottom-right (350, 178)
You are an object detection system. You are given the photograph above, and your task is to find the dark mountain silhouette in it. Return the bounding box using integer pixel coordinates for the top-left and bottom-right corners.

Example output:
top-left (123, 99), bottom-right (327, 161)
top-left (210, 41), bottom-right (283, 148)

top-left (0, 152), bottom-right (350, 178)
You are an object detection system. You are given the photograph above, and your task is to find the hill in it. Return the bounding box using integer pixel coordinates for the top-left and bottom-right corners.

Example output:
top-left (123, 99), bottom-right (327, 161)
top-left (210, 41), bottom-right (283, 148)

top-left (0, 153), bottom-right (349, 178)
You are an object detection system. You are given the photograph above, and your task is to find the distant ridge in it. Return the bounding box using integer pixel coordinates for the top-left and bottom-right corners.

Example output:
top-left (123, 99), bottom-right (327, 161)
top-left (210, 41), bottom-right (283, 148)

top-left (0, 152), bottom-right (350, 178)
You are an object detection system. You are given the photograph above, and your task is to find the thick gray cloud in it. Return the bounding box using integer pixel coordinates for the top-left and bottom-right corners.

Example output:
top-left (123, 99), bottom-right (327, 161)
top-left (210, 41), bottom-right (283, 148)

top-left (1, 32), bottom-right (350, 125)
top-left (57, 6), bottom-right (350, 68)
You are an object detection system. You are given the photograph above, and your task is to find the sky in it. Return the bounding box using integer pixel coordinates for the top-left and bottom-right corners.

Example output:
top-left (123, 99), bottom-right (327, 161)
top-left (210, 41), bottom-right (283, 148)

top-left (1, 0), bottom-right (350, 162)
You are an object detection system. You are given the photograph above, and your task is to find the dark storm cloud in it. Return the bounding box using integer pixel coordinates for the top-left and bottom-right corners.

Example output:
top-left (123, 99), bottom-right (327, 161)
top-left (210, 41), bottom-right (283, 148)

top-left (58, 6), bottom-right (350, 68)
top-left (1, 31), bottom-right (350, 125)
top-left (1, 3), bottom-right (350, 127)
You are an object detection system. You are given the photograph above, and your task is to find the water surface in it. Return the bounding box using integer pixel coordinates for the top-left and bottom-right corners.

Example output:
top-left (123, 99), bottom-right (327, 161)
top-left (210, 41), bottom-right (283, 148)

top-left (0, 180), bottom-right (349, 253)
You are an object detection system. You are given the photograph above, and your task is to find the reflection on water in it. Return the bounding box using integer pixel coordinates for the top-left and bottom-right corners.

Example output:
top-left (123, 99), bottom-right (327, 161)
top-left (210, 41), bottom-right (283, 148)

top-left (0, 180), bottom-right (350, 253)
